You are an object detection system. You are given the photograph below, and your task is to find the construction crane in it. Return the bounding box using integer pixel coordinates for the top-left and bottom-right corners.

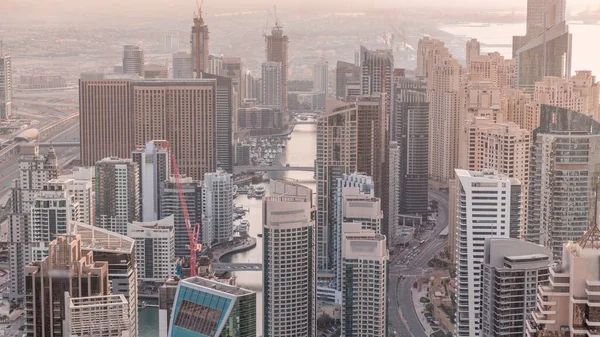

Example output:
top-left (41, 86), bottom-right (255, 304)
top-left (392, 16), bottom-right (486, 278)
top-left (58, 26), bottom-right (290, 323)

top-left (171, 151), bottom-right (202, 277)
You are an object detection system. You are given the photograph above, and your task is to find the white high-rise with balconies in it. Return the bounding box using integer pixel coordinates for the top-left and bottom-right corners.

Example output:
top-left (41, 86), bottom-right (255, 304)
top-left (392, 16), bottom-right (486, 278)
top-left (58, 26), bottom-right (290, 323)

top-left (132, 140), bottom-right (170, 222)
top-left (9, 145), bottom-right (58, 299)
top-left (263, 180), bottom-right (316, 337)
top-left (127, 215), bottom-right (175, 281)
top-left (341, 224), bottom-right (388, 337)
top-left (453, 169), bottom-right (522, 337)
top-left (202, 169), bottom-right (233, 247)
top-left (30, 178), bottom-right (80, 261)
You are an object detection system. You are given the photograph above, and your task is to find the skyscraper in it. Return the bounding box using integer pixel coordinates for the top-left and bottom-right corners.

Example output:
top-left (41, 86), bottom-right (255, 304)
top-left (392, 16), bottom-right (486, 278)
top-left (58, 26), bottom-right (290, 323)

top-left (79, 78), bottom-right (135, 166)
top-left (59, 168), bottom-right (94, 226)
top-left (390, 77), bottom-right (429, 221)
top-left (333, 178), bottom-right (380, 293)
top-left (481, 238), bottom-right (551, 337)
top-left (341, 225), bottom-right (388, 337)
top-left (122, 45), bottom-right (144, 77)
top-left (265, 22), bottom-right (289, 111)
top-left (222, 57), bottom-right (243, 105)
top-left (191, 10), bottom-right (209, 77)
top-left (208, 54), bottom-right (223, 76)
top-left (263, 180), bottom-right (316, 337)
top-left (132, 140), bottom-right (170, 222)
top-left (356, 94), bottom-right (389, 235)
top-left (313, 60), bottom-right (329, 98)
top-left (73, 223), bottom-right (138, 337)
top-left (172, 52), bottom-right (193, 79)
top-left (466, 39), bottom-right (516, 93)
top-left (169, 277), bottom-right (256, 337)
top-left (525, 0), bottom-right (566, 36)
top-left (25, 235), bottom-right (110, 337)
top-left (128, 216), bottom-right (175, 281)
top-left (160, 176), bottom-right (203, 257)
top-left (315, 100), bottom-right (358, 270)
top-left (453, 169), bottom-right (522, 337)
top-left (526, 106), bottom-right (600, 259)
top-left (0, 53), bottom-right (12, 120)
top-left (422, 39), bottom-right (462, 183)
top-left (203, 170), bottom-right (234, 247)
top-left (359, 46), bottom-right (393, 116)
top-left (513, 8), bottom-right (571, 93)
top-left (201, 73), bottom-right (234, 172)
top-left (30, 178), bottom-right (80, 261)
top-left (261, 61), bottom-right (283, 109)
top-left (95, 157), bottom-right (141, 236)
top-left (9, 145), bottom-right (58, 299)
top-left (131, 79), bottom-right (217, 180)
top-left (459, 117), bottom-right (531, 232)
top-left (335, 60), bottom-right (360, 101)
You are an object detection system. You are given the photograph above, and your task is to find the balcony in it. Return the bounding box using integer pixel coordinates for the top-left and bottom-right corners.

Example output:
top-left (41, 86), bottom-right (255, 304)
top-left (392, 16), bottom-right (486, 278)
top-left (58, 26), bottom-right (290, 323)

top-left (532, 311), bottom-right (554, 325)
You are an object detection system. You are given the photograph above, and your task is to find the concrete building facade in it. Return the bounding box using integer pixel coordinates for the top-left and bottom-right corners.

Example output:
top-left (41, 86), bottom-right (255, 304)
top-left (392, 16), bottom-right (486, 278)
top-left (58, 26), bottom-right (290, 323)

top-left (127, 216), bottom-right (175, 281)
top-left (481, 238), bottom-right (552, 337)
top-left (132, 140), bottom-right (170, 222)
top-left (265, 23), bottom-right (289, 111)
top-left (0, 54), bottom-right (12, 120)
top-left (315, 100), bottom-right (358, 270)
top-left (172, 52), bottom-right (193, 79)
top-left (341, 225), bottom-right (388, 337)
top-left (191, 12), bottom-right (209, 77)
top-left (95, 157), bottom-right (141, 236)
top-left (261, 61), bottom-right (283, 109)
top-left (526, 106), bottom-right (600, 260)
top-left (453, 169), bottom-right (522, 337)
top-left (203, 170), bottom-right (234, 247)
top-left (263, 180), bottom-right (316, 337)
top-left (159, 176), bottom-right (203, 257)
top-left (9, 145), bottom-right (58, 299)
top-left (123, 45), bottom-right (144, 77)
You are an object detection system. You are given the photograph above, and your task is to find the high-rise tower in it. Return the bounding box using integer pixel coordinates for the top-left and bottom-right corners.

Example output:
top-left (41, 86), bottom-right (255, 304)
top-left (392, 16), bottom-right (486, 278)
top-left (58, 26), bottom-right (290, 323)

top-left (122, 45), bottom-right (144, 77)
top-left (191, 8), bottom-right (209, 78)
top-left (9, 145), bottom-right (58, 299)
top-left (0, 53), bottom-right (12, 120)
top-left (132, 140), bottom-right (170, 222)
top-left (265, 20), bottom-right (289, 112)
top-left (263, 180), bottom-right (316, 337)
top-left (315, 100), bottom-right (358, 270)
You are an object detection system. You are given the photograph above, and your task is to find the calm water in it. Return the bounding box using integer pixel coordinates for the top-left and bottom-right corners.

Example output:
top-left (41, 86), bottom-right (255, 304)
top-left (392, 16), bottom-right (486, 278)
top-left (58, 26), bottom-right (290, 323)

top-left (440, 22), bottom-right (600, 76)
top-left (222, 123), bottom-right (317, 336)
top-left (138, 123), bottom-right (317, 337)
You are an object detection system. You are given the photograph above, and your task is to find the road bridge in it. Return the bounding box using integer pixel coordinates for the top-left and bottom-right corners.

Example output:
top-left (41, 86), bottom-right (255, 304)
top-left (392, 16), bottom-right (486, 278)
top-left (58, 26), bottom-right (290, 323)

top-left (211, 263), bottom-right (262, 272)
top-left (287, 121), bottom-right (316, 125)
top-left (233, 165), bottom-right (313, 174)
top-left (38, 142), bottom-right (81, 147)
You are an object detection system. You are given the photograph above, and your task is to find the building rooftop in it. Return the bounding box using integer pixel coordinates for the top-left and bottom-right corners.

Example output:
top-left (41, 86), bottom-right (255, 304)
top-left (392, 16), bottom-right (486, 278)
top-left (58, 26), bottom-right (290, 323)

top-left (72, 222), bottom-right (134, 254)
top-left (181, 276), bottom-right (254, 297)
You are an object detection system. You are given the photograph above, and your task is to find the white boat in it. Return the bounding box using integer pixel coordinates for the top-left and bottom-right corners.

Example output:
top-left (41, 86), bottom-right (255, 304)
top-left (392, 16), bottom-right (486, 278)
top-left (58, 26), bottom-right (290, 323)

top-left (238, 220), bottom-right (250, 233)
top-left (254, 186), bottom-right (266, 198)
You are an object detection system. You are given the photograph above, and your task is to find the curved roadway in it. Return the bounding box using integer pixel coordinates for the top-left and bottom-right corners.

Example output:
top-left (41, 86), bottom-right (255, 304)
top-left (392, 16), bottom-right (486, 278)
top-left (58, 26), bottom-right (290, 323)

top-left (388, 188), bottom-right (449, 337)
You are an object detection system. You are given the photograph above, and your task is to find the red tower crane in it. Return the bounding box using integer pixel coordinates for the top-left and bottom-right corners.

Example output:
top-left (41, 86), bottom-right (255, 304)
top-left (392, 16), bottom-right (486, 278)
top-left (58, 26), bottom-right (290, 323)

top-left (171, 154), bottom-right (202, 277)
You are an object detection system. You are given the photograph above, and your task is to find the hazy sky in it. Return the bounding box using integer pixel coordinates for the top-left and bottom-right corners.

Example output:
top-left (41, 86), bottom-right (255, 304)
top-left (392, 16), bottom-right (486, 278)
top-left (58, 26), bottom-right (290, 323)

top-left (2, 0), bottom-right (596, 14)
top-left (1, 0), bottom-right (596, 26)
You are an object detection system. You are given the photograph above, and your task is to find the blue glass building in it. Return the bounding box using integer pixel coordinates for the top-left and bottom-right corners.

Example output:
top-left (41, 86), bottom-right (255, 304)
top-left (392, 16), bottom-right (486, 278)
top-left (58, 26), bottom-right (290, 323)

top-left (169, 277), bottom-right (256, 337)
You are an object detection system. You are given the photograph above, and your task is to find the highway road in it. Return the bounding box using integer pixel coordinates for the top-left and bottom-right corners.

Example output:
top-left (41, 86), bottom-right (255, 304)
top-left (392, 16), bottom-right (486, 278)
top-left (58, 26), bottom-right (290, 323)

top-left (0, 122), bottom-right (81, 200)
top-left (388, 188), bottom-right (450, 337)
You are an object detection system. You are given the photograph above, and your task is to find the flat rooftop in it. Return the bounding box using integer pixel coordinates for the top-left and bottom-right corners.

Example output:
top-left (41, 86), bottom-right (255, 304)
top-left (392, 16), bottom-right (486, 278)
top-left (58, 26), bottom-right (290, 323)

top-left (182, 276), bottom-right (254, 297)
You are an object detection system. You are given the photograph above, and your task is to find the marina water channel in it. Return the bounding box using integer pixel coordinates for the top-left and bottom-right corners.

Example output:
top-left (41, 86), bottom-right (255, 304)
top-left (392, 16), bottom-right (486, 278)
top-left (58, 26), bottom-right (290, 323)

top-left (139, 123), bottom-right (317, 336)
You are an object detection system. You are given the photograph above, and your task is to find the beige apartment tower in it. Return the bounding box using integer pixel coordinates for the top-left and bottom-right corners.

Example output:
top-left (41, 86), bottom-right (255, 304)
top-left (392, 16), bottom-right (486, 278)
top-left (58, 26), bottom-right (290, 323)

top-left (420, 38), bottom-right (462, 183)
top-left (459, 117), bottom-right (531, 232)
top-left (315, 99), bottom-right (358, 270)
top-left (79, 79), bottom-right (134, 166)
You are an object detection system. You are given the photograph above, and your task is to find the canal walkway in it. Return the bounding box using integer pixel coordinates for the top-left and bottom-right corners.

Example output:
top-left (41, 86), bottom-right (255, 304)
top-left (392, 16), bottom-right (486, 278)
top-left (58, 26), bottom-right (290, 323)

top-left (212, 237), bottom-right (257, 262)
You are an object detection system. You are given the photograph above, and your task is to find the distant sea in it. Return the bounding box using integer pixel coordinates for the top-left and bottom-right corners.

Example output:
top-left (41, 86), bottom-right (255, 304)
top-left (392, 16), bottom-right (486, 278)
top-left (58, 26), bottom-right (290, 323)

top-left (440, 22), bottom-right (600, 77)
